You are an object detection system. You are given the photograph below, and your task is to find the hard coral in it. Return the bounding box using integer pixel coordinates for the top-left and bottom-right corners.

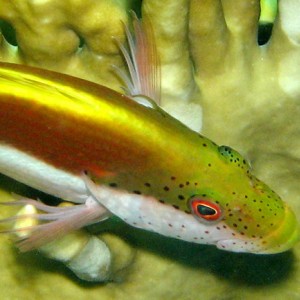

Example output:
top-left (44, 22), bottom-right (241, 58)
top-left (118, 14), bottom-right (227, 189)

top-left (0, 0), bottom-right (130, 88)
top-left (1, 0), bottom-right (300, 299)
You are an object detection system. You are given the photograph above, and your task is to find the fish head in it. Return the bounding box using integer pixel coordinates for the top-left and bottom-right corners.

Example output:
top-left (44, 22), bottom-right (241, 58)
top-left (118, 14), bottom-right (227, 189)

top-left (188, 145), bottom-right (299, 254)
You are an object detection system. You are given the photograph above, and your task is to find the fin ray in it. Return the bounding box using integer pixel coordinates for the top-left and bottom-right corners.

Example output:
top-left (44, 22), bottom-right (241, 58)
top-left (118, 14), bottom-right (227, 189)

top-left (115, 12), bottom-right (161, 106)
top-left (0, 197), bottom-right (110, 251)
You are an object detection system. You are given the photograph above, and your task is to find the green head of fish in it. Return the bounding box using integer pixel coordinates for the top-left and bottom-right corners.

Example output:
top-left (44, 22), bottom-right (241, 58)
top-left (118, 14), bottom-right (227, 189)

top-left (184, 144), bottom-right (299, 254)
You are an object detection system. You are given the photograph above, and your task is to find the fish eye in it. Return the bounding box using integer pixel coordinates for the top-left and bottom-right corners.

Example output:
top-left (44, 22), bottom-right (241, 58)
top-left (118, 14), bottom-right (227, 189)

top-left (189, 197), bottom-right (223, 222)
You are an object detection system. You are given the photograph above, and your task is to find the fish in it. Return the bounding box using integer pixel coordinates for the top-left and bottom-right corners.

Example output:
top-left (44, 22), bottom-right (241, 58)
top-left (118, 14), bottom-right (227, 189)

top-left (0, 15), bottom-right (298, 254)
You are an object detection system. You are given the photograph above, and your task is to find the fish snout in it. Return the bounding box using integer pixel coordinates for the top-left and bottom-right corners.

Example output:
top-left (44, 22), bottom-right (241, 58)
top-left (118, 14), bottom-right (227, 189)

top-left (216, 205), bottom-right (299, 254)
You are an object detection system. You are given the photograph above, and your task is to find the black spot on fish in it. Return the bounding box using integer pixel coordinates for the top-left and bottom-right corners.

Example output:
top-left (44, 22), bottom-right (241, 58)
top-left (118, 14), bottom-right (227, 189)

top-left (133, 190), bottom-right (141, 195)
top-left (109, 183), bottom-right (118, 187)
top-left (164, 186), bottom-right (170, 191)
top-left (178, 195), bottom-right (185, 200)
top-left (144, 182), bottom-right (151, 187)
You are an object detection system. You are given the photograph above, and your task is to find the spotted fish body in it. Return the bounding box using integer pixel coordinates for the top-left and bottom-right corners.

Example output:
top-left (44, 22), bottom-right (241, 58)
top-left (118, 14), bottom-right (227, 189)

top-left (88, 140), bottom-right (298, 254)
top-left (0, 17), bottom-right (298, 254)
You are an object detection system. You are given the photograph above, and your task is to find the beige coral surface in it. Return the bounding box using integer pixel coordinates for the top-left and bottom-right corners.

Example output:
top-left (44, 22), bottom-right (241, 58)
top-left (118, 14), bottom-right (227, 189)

top-left (1, 0), bottom-right (300, 299)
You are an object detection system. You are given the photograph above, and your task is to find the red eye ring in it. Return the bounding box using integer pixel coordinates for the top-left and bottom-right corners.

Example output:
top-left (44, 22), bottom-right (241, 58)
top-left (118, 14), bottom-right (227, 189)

top-left (190, 198), bottom-right (222, 222)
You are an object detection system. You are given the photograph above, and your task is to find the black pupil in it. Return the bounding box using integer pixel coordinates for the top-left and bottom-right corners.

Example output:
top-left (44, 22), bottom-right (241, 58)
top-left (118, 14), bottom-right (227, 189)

top-left (197, 205), bottom-right (216, 216)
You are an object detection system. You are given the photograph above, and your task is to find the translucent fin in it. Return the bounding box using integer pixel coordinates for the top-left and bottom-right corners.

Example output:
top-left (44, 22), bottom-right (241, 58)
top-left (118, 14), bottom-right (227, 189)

top-left (114, 12), bottom-right (161, 106)
top-left (0, 196), bottom-right (110, 252)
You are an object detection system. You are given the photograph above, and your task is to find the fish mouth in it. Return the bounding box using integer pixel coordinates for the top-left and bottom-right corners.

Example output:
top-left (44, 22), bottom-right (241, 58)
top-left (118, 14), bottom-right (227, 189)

top-left (216, 205), bottom-right (299, 254)
top-left (257, 213), bottom-right (299, 254)
top-left (257, 205), bottom-right (299, 254)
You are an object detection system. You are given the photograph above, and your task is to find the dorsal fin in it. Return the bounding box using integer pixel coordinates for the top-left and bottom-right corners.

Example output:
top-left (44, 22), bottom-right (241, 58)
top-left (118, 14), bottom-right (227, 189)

top-left (114, 13), bottom-right (161, 107)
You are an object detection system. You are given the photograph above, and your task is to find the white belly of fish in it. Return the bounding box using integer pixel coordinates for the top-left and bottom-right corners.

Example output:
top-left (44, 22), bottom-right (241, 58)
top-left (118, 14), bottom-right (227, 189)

top-left (0, 144), bottom-right (88, 203)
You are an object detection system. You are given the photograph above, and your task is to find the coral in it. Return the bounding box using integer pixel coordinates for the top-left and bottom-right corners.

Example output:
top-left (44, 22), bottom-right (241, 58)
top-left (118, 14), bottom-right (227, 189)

top-left (0, 0), bottom-right (300, 299)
